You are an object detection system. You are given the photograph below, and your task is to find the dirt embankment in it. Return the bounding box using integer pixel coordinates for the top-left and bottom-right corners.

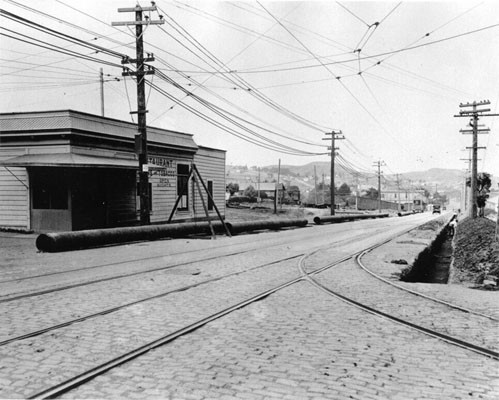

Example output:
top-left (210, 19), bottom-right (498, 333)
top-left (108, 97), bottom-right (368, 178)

top-left (451, 217), bottom-right (499, 288)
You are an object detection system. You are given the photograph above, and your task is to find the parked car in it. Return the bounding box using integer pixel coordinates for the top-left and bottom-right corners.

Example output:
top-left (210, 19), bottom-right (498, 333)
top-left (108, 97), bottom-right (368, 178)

top-left (432, 204), bottom-right (441, 214)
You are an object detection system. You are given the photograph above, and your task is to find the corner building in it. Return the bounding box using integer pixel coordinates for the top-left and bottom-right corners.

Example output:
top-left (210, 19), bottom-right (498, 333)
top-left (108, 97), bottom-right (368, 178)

top-left (0, 110), bottom-right (225, 232)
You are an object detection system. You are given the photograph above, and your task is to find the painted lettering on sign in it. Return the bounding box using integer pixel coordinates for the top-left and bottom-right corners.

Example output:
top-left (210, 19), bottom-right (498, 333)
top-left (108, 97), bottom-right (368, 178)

top-left (157, 178), bottom-right (171, 187)
top-left (148, 157), bottom-right (174, 168)
top-left (148, 156), bottom-right (176, 178)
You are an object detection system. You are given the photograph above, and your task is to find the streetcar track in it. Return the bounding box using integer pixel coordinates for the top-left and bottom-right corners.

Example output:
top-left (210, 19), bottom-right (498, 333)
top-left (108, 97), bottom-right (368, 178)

top-left (0, 226), bottom-right (382, 303)
top-left (10, 217), bottom-right (444, 399)
top-left (26, 262), bottom-right (317, 399)
top-left (0, 255), bottom-right (302, 347)
top-left (22, 223), bottom-right (428, 399)
top-left (298, 249), bottom-right (499, 361)
top-left (1, 216), bottom-right (392, 285)
top-left (356, 247), bottom-right (499, 321)
top-left (0, 232), bottom-right (299, 284)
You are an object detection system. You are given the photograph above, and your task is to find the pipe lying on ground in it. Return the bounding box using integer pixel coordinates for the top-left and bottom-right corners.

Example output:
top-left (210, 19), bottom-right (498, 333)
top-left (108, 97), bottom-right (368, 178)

top-left (398, 211), bottom-right (414, 217)
top-left (36, 221), bottom-right (228, 252)
top-left (314, 213), bottom-right (389, 225)
top-left (36, 219), bottom-right (310, 252)
top-left (226, 219), bottom-right (308, 235)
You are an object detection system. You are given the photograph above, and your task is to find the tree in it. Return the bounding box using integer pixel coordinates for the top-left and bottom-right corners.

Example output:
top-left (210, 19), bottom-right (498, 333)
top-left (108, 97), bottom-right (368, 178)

top-left (226, 182), bottom-right (239, 196)
top-left (243, 185), bottom-right (258, 199)
top-left (363, 187), bottom-right (378, 199)
top-left (338, 183), bottom-right (351, 197)
top-left (467, 172), bottom-right (491, 217)
top-left (433, 192), bottom-right (448, 205)
top-left (287, 185), bottom-right (300, 203)
top-left (477, 173), bottom-right (492, 217)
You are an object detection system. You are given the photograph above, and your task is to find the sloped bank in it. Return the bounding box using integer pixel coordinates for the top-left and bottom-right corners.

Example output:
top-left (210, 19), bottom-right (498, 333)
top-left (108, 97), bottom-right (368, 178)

top-left (449, 217), bottom-right (499, 289)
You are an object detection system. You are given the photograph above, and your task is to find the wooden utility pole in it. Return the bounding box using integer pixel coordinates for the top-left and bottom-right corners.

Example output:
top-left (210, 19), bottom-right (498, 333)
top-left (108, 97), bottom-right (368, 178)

top-left (314, 165), bottom-right (318, 206)
top-left (396, 173), bottom-right (401, 212)
top-left (323, 130), bottom-right (344, 215)
top-left (112, 5), bottom-right (164, 225)
top-left (257, 167), bottom-right (261, 203)
top-left (455, 100), bottom-right (495, 218)
top-left (373, 160), bottom-right (385, 213)
top-left (99, 68), bottom-right (105, 116)
top-left (322, 173), bottom-right (325, 204)
top-left (275, 159), bottom-right (281, 214)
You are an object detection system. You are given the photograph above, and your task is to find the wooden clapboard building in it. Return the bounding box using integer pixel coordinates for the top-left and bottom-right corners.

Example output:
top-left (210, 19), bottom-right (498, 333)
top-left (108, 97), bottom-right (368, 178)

top-left (0, 110), bottom-right (225, 232)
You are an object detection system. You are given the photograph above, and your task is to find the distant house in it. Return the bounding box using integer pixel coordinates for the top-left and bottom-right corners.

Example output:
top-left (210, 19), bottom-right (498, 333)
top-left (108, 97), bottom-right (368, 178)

top-left (238, 182), bottom-right (286, 200)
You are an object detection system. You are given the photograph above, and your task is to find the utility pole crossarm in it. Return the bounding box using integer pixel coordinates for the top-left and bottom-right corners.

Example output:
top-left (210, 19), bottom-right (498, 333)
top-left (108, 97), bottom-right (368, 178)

top-left (456, 99), bottom-right (495, 219)
top-left (112, 5), bottom-right (163, 225)
top-left (323, 130), bottom-right (344, 215)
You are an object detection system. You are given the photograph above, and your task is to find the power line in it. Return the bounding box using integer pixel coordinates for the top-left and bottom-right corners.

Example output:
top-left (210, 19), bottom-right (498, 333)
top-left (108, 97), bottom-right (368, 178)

top-left (153, 70), bottom-right (326, 155)
top-left (0, 29), bottom-right (122, 68)
top-left (154, 3), bottom-right (332, 133)
top-left (0, 9), bottom-right (125, 58)
top-left (336, 2), bottom-right (369, 27)
top-left (225, 22), bottom-right (499, 74)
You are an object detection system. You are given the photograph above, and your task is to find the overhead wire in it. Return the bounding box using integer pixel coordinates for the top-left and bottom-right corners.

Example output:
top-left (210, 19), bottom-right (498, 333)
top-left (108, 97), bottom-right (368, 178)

top-left (5, 0), bottom-right (133, 51)
top-left (1, 0), bottom-right (328, 155)
top-left (336, 2), bottom-right (369, 27)
top-left (144, 75), bottom-right (326, 156)
top-left (226, 22), bottom-right (499, 74)
top-left (0, 9), bottom-right (126, 58)
top-left (152, 69), bottom-right (325, 155)
top-left (153, 3), bottom-right (328, 148)
top-left (155, 1), bottom-right (332, 134)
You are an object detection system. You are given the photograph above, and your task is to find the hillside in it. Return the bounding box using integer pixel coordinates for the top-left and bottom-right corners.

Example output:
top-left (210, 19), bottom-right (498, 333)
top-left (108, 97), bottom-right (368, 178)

top-left (226, 163), bottom-right (497, 209)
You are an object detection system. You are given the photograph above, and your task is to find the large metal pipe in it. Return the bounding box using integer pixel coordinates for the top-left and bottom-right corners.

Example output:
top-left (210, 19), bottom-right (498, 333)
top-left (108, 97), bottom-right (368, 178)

top-left (314, 213), bottom-right (389, 225)
top-left (36, 221), bottom-right (227, 252)
top-left (226, 219), bottom-right (308, 235)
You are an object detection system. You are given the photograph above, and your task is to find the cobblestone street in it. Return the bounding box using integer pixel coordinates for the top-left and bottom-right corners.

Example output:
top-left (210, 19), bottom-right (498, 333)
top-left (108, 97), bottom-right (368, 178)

top-left (1, 213), bottom-right (498, 399)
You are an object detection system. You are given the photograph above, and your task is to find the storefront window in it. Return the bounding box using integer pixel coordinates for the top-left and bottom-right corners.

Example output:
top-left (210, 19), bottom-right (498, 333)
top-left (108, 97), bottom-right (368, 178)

top-left (177, 164), bottom-right (190, 211)
top-left (31, 168), bottom-right (68, 209)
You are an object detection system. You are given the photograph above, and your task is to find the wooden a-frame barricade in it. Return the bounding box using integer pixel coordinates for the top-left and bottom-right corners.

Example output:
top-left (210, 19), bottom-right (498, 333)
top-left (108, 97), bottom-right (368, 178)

top-left (167, 163), bottom-right (231, 239)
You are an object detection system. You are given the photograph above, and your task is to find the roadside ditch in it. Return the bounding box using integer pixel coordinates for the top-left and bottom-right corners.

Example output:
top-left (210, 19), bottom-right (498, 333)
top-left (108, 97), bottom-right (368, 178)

top-left (400, 216), bottom-right (455, 284)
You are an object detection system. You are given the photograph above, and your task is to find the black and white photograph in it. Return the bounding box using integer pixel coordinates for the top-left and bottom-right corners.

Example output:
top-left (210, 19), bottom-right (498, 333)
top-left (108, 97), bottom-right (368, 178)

top-left (0, 1), bottom-right (498, 399)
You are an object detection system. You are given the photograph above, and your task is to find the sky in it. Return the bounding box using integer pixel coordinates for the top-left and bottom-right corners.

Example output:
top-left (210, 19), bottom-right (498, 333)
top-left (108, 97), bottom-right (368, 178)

top-left (1, 0), bottom-right (498, 177)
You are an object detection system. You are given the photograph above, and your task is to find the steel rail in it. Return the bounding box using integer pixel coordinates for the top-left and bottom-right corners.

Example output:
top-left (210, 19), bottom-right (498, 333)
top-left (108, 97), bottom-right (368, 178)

top-left (23, 224), bottom-right (422, 399)
top-left (298, 251), bottom-right (499, 361)
top-left (0, 228), bottom-right (306, 285)
top-left (20, 218), bottom-right (434, 398)
top-left (356, 247), bottom-right (499, 321)
top-left (0, 225), bottom-right (380, 303)
top-left (2, 230), bottom-right (384, 346)
top-left (26, 268), bottom-right (316, 399)
top-left (0, 255), bottom-right (301, 347)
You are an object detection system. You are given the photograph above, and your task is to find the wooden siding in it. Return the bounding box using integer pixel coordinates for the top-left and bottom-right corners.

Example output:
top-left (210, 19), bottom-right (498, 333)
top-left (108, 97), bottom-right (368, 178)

top-left (149, 156), bottom-right (193, 223)
top-left (193, 147), bottom-right (226, 219)
top-left (0, 148), bottom-right (29, 229)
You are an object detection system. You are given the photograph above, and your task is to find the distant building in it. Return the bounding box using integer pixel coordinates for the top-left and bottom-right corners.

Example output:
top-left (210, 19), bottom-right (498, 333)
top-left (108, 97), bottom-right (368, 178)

top-left (0, 110), bottom-right (226, 232)
top-left (380, 189), bottom-right (428, 211)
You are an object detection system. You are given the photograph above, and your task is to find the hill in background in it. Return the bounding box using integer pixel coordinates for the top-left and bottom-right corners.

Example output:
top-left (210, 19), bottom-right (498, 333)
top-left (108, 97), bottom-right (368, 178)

top-left (226, 162), bottom-right (497, 207)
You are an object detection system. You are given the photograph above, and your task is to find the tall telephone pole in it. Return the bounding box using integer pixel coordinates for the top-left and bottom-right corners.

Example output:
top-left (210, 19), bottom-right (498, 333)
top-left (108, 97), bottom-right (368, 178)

top-left (396, 173), bottom-right (401, 212)
top-left (112, 5), bottom-right (164, 225)
top-left (323, 130), bottom-right (344, 215)
top-left (455, 100), bottom-right (495, 218)
top-left (99, 68), bottom-right (104, 117)
top-left (373, 160), bottom-right (385, 213)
